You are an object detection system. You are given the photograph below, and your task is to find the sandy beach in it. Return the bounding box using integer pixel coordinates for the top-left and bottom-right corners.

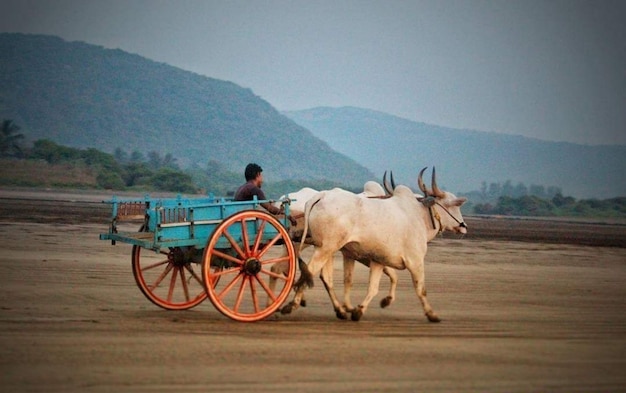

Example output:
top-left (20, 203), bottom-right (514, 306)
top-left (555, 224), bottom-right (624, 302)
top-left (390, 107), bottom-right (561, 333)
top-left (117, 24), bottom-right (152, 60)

top-left (1, 188), bottom-right (625, 392)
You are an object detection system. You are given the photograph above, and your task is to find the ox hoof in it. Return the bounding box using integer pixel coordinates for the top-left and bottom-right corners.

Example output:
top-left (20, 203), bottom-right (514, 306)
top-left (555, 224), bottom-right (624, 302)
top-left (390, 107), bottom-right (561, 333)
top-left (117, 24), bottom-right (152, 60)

top-left (335, 310), bottom-right (348, 320)
top-left (351, 307), bottom-right (363, 322)
top-left (281, 302), bottom-right (295, 315)
top-left (426, 312), bottom-right (441, 323)
top-left (301, 299), bottom-right (307, 308)
top-left (380, 296), bottom-right (393, 308)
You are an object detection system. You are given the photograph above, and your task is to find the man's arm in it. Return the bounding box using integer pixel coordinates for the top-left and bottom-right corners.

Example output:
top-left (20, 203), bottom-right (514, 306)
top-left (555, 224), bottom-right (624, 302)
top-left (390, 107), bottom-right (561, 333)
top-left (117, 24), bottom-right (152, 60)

top-left (260, 201), bottom-right (297, 225)
top-left (261, 201), bottom-right (281, 215)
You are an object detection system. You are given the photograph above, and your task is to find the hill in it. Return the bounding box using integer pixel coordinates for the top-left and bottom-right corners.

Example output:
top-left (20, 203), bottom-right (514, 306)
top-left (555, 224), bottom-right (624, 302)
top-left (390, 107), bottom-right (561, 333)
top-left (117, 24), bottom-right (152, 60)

top-left (283, 107), bottom-right (626, 198)
top-left (0, 33), bottom-right (373, 188)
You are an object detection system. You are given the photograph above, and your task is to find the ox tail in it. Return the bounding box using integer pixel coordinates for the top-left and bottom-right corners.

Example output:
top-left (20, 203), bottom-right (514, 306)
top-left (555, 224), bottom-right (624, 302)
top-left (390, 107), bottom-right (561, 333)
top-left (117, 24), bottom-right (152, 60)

top-left (293, 192), bottom-right (324, 290)
top-left (298, 191), bottom-right (323, 255)
top-left (295, 257), bottom-right (314, 290)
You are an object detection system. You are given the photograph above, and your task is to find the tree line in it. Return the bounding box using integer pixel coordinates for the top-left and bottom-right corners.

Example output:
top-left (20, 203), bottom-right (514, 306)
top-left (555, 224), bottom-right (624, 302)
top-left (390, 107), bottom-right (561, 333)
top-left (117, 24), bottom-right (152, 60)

top-left (0, 119), bottom-right (343, 197)
top-left (2, 119), bottom-right (198, 193)
top-left (464, 180), bottom-right (625, 218)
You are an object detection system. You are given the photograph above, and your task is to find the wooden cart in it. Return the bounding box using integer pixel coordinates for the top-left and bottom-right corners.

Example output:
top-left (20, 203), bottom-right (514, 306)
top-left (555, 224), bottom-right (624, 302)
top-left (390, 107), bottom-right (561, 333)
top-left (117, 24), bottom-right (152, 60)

top-left (99, 194), bottom-right (296, 322)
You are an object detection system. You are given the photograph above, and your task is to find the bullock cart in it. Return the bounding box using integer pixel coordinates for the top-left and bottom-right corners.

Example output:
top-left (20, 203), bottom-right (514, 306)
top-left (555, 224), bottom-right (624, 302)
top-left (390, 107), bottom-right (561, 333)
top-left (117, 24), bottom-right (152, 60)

top-left (99, 194), bottom-right (296, 322)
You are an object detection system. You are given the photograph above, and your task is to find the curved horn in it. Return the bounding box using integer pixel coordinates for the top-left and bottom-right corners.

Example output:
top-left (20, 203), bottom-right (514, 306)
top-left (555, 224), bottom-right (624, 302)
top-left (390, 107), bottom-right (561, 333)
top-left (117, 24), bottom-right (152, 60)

top-left (390, 171), bottom-right (396, 190)
top-left (431, 166), bottom-right (445, 198)
top-left (383, 170), bottom-right (393, 195)
top-left (418, 167), bottom-right (430, 196)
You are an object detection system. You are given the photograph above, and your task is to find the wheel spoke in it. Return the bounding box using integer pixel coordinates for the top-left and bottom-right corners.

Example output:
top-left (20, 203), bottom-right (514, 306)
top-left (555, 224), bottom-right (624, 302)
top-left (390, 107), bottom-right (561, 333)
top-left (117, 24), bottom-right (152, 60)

top-left (167, 265), bottom-right (178, 302)
top-left (260, 254), bottom-right (292, 266)
top-left (212, 248), bottom-right (243, 265)
top-left (184, 264), bottom-right (204, 286)
top-left (254, 274), bottom-right (277, 303)
top-left (141, 258), bottom-right (169, 272)
top-left (259, 266), bottom-right (290, 281)
top-left (217, 271), bottom-right (244, 299)
top-left (249, 277), bottom-right (259, 313)
top-left (257, 232), bottom-right (285, 260)
top-left (211, 266), bottom-right (240, 278)
top-left (233, 276), bottom-right (248, 313)
top-left (252, 219), bottom-right (267, 254)
top-left (206, 265), bottom-right (237, 290)
top-left (240, 218), bottom-right (250, 256)
top-left (179, 267), bottom-right (191, 302)
top-left (222, 229), bottom-right (246, 259)
top-left (149, 262), bottom-right (173, 290)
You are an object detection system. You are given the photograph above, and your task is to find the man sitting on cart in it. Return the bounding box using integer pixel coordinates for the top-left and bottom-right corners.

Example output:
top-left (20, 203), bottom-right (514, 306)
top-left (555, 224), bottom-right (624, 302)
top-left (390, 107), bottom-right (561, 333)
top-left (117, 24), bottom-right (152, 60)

top-left (235, 163), bottom-right (297, 226)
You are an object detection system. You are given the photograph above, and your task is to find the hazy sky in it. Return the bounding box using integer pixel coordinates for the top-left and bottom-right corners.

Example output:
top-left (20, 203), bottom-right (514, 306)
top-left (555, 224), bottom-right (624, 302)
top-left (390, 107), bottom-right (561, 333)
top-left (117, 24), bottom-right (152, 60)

top-left (2, 0), bottom-right (625, 145)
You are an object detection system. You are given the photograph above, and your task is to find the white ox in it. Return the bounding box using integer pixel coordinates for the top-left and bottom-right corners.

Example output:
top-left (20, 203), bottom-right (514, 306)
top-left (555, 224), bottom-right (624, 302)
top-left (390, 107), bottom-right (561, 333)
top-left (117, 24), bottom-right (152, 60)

top-left (281, 167), bottom-right (467, 322)
top-left (270, 182), bottom-right (399, 313)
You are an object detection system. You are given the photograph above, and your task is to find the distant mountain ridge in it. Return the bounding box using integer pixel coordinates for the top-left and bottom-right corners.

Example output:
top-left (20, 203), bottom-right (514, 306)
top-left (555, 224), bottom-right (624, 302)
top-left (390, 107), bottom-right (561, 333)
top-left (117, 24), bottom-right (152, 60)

top-left (283, 107), bottom-right (626, 198)
top-left (3, 33), bottom-right (624, 198)
top-left (0, 33), bottom-right (373, 188)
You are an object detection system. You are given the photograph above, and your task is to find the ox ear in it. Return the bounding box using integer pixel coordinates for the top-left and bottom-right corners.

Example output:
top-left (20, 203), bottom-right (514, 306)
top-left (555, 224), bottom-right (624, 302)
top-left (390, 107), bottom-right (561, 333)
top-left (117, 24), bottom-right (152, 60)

top-left (452, 197), bottom-right (467, 207)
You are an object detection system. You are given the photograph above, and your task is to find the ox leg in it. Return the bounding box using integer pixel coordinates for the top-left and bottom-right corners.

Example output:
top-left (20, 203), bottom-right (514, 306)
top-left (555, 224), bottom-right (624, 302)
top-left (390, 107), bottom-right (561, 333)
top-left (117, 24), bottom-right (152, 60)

top-left (295, 243), bottom-right (309, 307)
top-left (342, 256), bottom-right (356, 312)
top-left (281, 250), bottom-right (333, 315)
top-left (270, 261), bottom-right (308, 307)
top-left (352, 262), bottom-right (384, 321)
top-left (319, 258), bottom-right (349, 320)
top-left (380, 266), bottom-right (398, 308)
top-left (268, 245), bottom-right (307, 308)
top-left (268, 260), bottom-right (289, 308)
top-left (350, 261), bottom-right (397, 309)
top-left (406, 260), bottom-right (440, 323)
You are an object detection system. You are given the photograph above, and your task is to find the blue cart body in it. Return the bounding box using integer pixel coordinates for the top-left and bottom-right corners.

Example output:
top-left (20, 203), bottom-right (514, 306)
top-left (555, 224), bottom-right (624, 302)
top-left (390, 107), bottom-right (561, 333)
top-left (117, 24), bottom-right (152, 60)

top-left (99, 194), bottom-right (292, 251)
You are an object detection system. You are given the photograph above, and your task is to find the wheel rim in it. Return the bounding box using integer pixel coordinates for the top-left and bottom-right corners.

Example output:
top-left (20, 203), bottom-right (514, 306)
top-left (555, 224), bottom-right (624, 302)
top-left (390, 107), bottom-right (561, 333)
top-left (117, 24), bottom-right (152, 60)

top-left (202, 210), bottom-right (296, 322)
top-left (132, 245), bottom-right (208, 310)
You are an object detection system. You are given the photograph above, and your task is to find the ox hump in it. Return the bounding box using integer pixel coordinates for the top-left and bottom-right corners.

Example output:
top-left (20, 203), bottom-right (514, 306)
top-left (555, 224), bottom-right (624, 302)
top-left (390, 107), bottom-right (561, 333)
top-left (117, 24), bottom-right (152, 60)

top-left (393, 185), bottom-right (415, 197)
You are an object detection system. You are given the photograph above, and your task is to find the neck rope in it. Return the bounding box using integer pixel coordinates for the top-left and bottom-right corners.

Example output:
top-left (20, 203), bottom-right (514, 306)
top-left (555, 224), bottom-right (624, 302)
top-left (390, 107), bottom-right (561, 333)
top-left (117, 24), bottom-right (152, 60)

top-left (420, 198), bottom-right (466, 233)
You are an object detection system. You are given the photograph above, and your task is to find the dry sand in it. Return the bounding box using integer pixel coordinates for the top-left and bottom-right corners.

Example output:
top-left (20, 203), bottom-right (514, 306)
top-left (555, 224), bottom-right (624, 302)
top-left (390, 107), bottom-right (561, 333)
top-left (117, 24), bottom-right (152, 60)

top-left (0, 189), bottom-right (625, 392)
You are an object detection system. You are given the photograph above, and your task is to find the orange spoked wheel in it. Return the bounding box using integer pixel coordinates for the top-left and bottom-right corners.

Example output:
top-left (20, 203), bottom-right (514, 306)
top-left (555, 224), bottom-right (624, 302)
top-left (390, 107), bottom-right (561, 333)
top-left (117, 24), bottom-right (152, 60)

top-left (202, 210), bottom-right (296, 322)
top-left (132, 239), bottom-right (209, 310)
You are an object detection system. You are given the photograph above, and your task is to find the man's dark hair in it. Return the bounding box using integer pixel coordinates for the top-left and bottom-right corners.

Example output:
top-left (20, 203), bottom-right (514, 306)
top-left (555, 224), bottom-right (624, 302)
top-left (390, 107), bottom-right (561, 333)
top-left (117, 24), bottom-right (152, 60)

top-left (244, 163), bottom-right (263, 181)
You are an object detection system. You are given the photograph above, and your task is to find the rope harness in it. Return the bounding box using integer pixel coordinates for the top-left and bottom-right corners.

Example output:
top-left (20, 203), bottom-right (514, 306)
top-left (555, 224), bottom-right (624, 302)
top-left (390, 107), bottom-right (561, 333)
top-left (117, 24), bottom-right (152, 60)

top-left (434, 201), bottom-right (467, 233)
top-left (418, 196), bottom-right (466, 234)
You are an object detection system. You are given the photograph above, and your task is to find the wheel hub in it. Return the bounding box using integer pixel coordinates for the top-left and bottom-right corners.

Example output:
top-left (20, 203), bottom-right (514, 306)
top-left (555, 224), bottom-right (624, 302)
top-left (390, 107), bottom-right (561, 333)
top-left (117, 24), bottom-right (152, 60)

top-left (169, 247), bottom-right (197, 267)
top-left (243, 257), bottom-right (262, 275)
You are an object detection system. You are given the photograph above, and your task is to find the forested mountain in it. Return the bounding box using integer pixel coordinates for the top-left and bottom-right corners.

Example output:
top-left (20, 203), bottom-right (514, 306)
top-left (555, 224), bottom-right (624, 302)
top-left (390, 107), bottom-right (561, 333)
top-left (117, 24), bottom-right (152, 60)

top-left (284, 107), bottom-right (626, 198)
top-left (0, 33), bottom-right (373, 188)
top-left (3, 33), bottom-right (624, 199)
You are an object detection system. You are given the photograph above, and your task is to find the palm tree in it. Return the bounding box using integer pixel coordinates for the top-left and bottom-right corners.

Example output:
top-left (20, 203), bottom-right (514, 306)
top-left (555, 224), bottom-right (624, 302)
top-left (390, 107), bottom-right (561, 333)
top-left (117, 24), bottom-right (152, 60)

top-left (0, 119), bottom-right (25, 158)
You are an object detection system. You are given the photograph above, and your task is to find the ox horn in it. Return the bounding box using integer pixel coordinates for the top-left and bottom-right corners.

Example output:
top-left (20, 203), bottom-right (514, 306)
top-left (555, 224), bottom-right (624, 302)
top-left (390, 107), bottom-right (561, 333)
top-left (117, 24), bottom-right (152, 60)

top-left (431, 166), bottom-right (445, 198)
top-left (383, 170), bottom-right (394, 195)
top-left (418, 167), bottom-right (430, 196)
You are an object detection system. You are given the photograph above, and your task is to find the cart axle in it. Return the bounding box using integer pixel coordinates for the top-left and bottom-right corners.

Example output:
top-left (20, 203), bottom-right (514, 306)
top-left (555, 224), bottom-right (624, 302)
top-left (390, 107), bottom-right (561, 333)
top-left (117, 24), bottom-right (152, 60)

top-left (243, 257), bottom-right (262, 275)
